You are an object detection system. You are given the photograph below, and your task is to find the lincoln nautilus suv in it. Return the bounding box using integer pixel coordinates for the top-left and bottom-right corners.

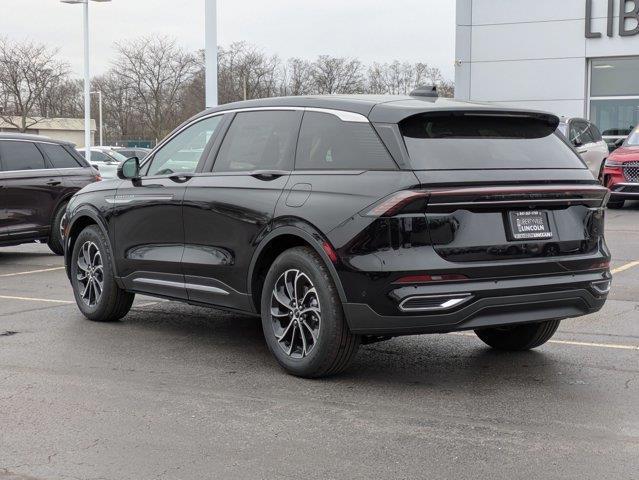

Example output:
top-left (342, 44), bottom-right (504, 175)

top-left (63, 88), bottom-right (611, 377)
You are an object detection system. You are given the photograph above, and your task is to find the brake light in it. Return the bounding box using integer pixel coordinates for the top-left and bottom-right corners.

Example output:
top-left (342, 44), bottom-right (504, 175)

top-left (393, 274), bottom-right (468, 285)
top-left (94, 174), bottom-right (102, 182)
top-left (362, 190), bottom-right (429, 217)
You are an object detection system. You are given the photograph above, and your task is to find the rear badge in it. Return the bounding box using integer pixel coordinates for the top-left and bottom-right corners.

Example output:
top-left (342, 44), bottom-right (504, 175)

top-left (508, 210), bottom-right (553, 240)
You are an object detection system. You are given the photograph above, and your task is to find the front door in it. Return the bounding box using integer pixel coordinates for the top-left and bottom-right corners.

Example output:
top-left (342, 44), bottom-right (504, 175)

top-left (182, 110), bottom-right (302, 310)
top-left (112, 114), bottom-right (225, 299)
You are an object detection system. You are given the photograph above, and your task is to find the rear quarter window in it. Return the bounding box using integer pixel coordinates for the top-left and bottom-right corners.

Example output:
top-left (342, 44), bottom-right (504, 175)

top-left (400, 112), bottom-right (586, 170)
top-left (295, 112), bottom-right (396, 170)
top-left (39, 143), bottom-right (82, 168)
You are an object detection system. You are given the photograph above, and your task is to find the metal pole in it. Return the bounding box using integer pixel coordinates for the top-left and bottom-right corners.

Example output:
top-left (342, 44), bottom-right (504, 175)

top-left (98, 91), bottom-right (103, 146)
top-left (205, 0), bottom-right (218, 108)
top-left (83, 0), bottom-right (92, 161)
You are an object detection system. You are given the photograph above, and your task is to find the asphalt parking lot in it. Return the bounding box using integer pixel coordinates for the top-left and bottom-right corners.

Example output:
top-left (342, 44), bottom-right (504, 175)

top-left (1, 208), bottom-right (638, 480)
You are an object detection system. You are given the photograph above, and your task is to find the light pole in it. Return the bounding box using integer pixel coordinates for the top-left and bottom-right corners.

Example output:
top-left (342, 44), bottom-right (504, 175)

top-left (205, 0), bottom-right (218, 108)
top-left (91, 91), bottom-right (103, 146)
top-left (60, 0), bottom-right (111, 161)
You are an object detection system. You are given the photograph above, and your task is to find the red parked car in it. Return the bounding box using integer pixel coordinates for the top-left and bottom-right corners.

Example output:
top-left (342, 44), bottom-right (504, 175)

top-left (601, 126), bottom-right (639, 208)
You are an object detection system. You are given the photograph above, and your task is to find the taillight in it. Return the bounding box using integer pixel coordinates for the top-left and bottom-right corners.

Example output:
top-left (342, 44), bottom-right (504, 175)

top-left (393, 274), bottom-right (468, 285)
top-left (361, 190), bottom-right (429, 217)
top-left (94, 174), bottom-right (102, 182)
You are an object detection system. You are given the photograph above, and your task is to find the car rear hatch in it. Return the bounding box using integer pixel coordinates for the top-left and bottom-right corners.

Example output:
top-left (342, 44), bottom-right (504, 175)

top-left (399, 110), bottom-right (609, 266)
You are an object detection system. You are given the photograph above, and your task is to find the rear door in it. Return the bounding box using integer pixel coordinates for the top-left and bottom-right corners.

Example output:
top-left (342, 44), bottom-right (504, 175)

top-left (0, 139), bottom-right (63, 241)
top-left (181, 109), bottom-right (302, 309)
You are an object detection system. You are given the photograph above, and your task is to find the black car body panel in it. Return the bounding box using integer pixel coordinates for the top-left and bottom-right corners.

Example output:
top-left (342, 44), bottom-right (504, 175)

top-left (0, 133), bottom-right (98, 248)
top-left (64, 95), bottom-right (611, 336)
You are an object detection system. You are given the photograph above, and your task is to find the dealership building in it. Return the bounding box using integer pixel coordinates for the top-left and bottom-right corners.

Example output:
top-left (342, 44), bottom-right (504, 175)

top-left (455, 0), bottom-right (639, 140)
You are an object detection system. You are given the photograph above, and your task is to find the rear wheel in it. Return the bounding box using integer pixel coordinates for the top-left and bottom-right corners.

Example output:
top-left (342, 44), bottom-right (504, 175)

top-left (260, 246), bottom-right (360, 378)
top-left (71, 225), bottom-right (134, 322)
top-left (47, 203), bottom-right (67, 255)
top-left (474, 320), bottom-right (560, 351)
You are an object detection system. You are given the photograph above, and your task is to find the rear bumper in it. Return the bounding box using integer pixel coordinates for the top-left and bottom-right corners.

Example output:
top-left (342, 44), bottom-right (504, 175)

top-left (343, 271), bottom-right (609, 335)
top-left (609, 182), bottom-right (639, 199)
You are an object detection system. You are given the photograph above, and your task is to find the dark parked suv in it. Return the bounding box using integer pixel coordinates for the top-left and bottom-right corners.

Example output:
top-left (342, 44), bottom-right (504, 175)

top-left (64, 91), bottom-right (611, 377)
top-left (0, 133), bottom-right (99, 255)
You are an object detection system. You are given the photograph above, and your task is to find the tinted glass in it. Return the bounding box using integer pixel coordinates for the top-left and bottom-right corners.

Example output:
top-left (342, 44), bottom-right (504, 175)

top-left (591, 58), bottom-right (639, 97)
top-left (39, 143), bottom-right (81, 168)
top-left (0, 140), bottom-right (46, 171)
top-left (570, 121), bottom-right (595, 145)
top-left (589, 123), bottom-right (603, 142)
top-left (147, 115), bottom-right (222, 176)
top-left (400, 113), bottom-right (585, 170)
top-left (213, 111), bottom-right (299, 172)
top-left (89, 151), bottom-right (110, 162)
top-left (296, 112), bottom-right (395, 170)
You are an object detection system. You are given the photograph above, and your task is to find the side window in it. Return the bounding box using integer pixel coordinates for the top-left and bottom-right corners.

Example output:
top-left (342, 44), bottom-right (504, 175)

top-left (0, 141), bottom-right (46, 171)
top-left (570, 121), bottom-right (595, 145)
top-left (589, 123), bottom-right (603, 142)
top-left (39, 143), bottom-right (81, 168)
top-left (146, 115), bottom-right (222, 177)
top-left (91, 151), bottom-right (109, 162)
top-left (213, 111), bottom-right (299, 172)
top-left (295, 112), bottom-right (395, 170)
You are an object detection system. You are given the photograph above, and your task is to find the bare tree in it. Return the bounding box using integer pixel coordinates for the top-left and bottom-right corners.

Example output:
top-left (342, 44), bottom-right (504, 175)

top-left (281, 58), bottom-right (314, 96)
top-left (366, 61), bottom-right (454, 97)
top-left (112, 36), bottom-right (199, 140)
top-left (311, 55), bottom-right (364, 94)
top-left (218, 42), bottom-right (281, 104)
top-left (0, 37), bottom-right (69, 131)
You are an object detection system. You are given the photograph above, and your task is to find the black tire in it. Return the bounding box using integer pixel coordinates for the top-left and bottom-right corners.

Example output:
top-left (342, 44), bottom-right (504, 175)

top-left (70, 225), bottom-right (134, 322)
top-left (607, 200), bottom-right (625, 209)
top-left (47, 203), bottom-right (67, 255)
top-left (260, 246), bottom-right (360, 378)
top-left (474, 320), bottom-right (561, 351)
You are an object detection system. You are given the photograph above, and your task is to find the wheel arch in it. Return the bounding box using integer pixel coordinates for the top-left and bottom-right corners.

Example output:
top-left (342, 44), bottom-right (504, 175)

top-left (65, 206), bottom-right (116, 280)
top-left (247, 225), bottom-right (347, 314)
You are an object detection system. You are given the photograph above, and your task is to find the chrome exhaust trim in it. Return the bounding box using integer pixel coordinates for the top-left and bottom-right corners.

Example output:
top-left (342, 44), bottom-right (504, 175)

top-left (398, 293), bottom-right (473, 313)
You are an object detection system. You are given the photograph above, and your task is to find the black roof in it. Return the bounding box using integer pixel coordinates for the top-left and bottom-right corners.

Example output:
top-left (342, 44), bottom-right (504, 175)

top-left (196, 95), bottom-right (557, 124)
top-left (0, 132), bottom-right (73, 145)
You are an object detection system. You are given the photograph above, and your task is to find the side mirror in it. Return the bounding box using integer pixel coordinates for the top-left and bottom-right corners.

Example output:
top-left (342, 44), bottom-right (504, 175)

top-left (117, 156), bottom-right (140, 181)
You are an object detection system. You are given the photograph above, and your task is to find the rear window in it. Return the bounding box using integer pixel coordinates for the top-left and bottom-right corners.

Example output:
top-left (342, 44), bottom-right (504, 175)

top-left (39, 143), bottom-right (81, 168)
top-left (400, 112), bottom-right (586, 170)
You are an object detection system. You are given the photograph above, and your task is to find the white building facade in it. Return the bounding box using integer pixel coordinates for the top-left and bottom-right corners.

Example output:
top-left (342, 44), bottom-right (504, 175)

top-left (455, 0), bottom-right (639, 140)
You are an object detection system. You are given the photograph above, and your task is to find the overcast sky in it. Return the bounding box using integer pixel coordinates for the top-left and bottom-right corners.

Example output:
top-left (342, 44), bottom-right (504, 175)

top-left (1, 0), bottom-right (455, 79)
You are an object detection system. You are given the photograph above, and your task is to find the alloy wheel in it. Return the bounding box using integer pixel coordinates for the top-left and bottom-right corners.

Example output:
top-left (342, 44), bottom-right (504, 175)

top-left (76, 241), bottom-right (104, 307)
top-left (270, 269), bottom-right (321, 359)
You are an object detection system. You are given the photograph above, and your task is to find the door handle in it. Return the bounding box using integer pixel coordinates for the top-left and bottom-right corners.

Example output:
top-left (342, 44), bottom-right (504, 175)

top-left (577, 149), bottom-right (588, 154)
top-left (250, 170), bottom-right (288, 181)
top-left (46, 179), bottom-right (61, 186)
top-left (169, 173), bottom-right (194, 183)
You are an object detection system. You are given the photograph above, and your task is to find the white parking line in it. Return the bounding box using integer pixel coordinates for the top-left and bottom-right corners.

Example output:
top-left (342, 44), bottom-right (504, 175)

top-left (611, 260), bottom-right (639, 275)
top-left (0, 267), bottom-right (65, 278)
top-left (451, 332), bottom-right (638, 351)
top-left (0, 295), bottom-right (73, 304)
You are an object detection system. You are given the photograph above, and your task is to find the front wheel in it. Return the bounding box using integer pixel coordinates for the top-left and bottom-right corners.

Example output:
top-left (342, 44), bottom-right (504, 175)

top-left (474, 320), bottom-right (561, 351)
top-left (260, 246), bottom-right (360, 378)
top-left (70, 225), bottom-right (134, 322)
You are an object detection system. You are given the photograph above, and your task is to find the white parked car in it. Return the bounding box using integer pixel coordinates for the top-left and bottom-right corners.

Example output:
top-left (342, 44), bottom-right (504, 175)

top-left (76, 147), bottom-right (129, 179)
top-left (557, 117), bottom-right (609, 178)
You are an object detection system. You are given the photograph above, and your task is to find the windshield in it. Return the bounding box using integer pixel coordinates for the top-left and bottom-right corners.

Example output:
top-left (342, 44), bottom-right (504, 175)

top-left (400, 112), bottom-right (586, 170)
top-left (625, 127), bottom-right (639, 146)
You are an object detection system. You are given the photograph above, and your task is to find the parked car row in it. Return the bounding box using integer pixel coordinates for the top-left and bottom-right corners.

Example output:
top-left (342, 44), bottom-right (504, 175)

top-left (77, 146), bottom-right (151, 179)
top-left (61, 91), bottom-right (612, 377)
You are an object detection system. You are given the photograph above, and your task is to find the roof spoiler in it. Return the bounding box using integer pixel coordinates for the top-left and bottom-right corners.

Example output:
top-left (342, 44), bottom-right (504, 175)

top-left (410, 85), bottom-right (438, 99)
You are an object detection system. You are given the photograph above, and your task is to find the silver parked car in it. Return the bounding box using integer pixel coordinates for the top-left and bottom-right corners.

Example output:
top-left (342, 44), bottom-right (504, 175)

top-left (557, 117), bottom-right (609, 178)
top-left (76, 147), bottom-right (129, 179)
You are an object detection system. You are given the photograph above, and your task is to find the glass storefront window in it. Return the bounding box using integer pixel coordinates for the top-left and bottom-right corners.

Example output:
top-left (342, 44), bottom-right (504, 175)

top-left (591, 58), bottom-right (639, 97)
top-left (590, 98), bottom-right (639, 137)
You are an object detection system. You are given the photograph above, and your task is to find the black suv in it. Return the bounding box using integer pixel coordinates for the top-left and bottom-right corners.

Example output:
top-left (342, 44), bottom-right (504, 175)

top-left (0, 133), bottom-right (99, 255)
top-left (64, 92), bottom-right (611, 377)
